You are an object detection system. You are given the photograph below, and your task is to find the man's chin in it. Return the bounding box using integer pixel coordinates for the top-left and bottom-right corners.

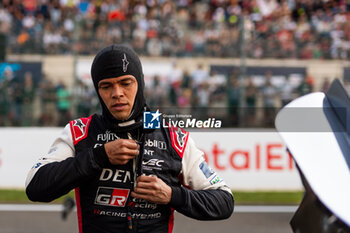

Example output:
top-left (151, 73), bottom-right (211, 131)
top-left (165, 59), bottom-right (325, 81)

top-left (112, 112), bottom-right (131, 121)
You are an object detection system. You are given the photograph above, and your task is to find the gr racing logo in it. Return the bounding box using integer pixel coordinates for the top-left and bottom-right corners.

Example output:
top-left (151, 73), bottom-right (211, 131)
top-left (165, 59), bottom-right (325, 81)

top-left (143, 110), bottom-right (161, 129)
top-left (95, 187), bottom-right (130, 207)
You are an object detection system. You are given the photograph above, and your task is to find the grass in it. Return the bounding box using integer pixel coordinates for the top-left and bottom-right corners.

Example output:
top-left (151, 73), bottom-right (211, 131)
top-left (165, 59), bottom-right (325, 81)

top-left (233, 191), bottom-right (304, 205)
top-left (0, 189), bottom-right (75, 204)
top-left (0, 189), bottom-right (303, 205)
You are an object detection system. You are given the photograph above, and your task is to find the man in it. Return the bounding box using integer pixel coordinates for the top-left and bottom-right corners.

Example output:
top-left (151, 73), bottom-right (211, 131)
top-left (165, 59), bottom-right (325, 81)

top-left (25, 44), bottom-right (234, 233)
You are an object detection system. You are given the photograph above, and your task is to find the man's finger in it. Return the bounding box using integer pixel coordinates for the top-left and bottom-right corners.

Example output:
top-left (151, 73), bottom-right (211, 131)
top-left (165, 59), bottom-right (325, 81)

top-left (117, 147), bottom-right (139, 156)
top-left (120, 139), bottom-right (139, 149)
top-left (135, 181), bottom-right (158, 191)
top-left (133, 186), bottom-right (154, 195)
top-left (136, 175), bottom-right (157, 183)
top-left (131, 192), bottom-right (153, 201)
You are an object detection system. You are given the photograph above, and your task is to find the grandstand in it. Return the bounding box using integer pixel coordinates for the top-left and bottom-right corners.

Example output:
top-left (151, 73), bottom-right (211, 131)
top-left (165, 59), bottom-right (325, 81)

top-left (0, 0), bottom-right (349, 127)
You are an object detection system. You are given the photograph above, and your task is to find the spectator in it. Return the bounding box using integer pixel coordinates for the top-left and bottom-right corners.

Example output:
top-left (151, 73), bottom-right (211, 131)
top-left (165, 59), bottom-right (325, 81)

top-left (244, 76), bottom-right (258, 126)
top-left (74, 80), bottom-right (97, 117)
top-left (179, 69), bottom-right (194, 108)
top-left (261, 71), bottom-right (279, 127)
top-left (280, 76), bottom-right (296, 107)
top-left (321, 77), bottom-right (331, 93)
top-left (147, 74), bottom-right (167, 108)
top-left (0, 76), bottom-right (12, 126)
top-left (196, 82), bottom-right (210, 119)
top-left (207, 70), bottom-right (227, 118)
top-left (56, 81), bottom-right (71, 126)
top-left (39, 79), bottom-right (57, 126)
top-left (168, 83), bottom-right (178, 107)
top-left (227, 75), bottom-right (241, 127)
top-left (22, 72), bottom-right (35, 126)
top-left (191, 63), bottom-right (209, 89)
top-left (180, 69), bottom-right (193, 90)
top-left (298, 74), bottom-right (314, 96)
top-left (12, 80), bottom-right (24, 126)
top-left (168, 62), bottom-right (183, 88)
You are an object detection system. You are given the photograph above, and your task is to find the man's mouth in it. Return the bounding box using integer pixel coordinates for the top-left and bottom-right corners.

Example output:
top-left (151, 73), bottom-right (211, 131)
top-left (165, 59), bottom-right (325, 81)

top-left (111, 103), bottom-right (128, 111)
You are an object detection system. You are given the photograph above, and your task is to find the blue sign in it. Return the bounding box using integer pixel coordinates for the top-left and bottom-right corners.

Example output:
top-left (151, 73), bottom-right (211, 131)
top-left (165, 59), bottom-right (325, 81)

top-left (143, 110), bottom-right (161, 129)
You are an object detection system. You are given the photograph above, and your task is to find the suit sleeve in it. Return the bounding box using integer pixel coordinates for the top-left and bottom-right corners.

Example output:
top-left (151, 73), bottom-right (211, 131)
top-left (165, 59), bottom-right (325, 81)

top-left (169, 136), bottom-right (234, 220)
top-left (25, 124), bottom-right (109, 202)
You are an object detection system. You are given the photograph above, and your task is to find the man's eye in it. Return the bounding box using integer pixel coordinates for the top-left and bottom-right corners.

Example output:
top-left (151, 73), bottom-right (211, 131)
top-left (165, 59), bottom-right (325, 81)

top-left (122, 82), bottom-right (131, 86)
top-left (99, 85), bottom-right (110, 89)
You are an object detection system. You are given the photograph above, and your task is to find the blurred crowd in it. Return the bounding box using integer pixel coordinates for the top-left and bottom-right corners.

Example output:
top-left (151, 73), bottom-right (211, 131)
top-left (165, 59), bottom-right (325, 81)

top-left (145, 63), bottom-right (321, 127)
top-left (0, 0), bottom-right (349, 59)
top-left (0, 0), bottom-right (345, 127)
top-left (0, 69), bottom-right (77, 126)
top-left (0, 68), bottom-right (105, 127)
top-left (0, 61), bottom-right (329, 128)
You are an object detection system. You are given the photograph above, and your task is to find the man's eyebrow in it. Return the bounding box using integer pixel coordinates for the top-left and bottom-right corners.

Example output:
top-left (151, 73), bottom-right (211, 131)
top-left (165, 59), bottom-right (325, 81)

top-left (119, 77), bottom-right (134, 82)
top-left (98, 77), bottom-right (135, 86)
top-left (98, 80), bottom-right (112, 86)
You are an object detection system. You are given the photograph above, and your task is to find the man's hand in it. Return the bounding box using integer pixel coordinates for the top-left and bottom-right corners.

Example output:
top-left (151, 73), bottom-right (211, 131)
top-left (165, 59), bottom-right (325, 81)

top-left (104, 139), bottom-right (139, 165)
top-left (131, 175), bottom-right (172, 205)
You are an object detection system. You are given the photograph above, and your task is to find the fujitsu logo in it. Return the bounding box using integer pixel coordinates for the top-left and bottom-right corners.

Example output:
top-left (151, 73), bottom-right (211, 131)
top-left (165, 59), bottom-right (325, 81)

top-left (95, 187), bottom-right (130, 207)
top-left (97, 130), bottom-right (119, 142)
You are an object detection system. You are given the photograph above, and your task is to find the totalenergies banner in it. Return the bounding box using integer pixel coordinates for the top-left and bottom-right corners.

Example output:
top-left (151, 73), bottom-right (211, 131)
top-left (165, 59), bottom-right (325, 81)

top-left (191, 130), bottom-right (301, 190)
top-left (0, 128), bottom-right (302, 190)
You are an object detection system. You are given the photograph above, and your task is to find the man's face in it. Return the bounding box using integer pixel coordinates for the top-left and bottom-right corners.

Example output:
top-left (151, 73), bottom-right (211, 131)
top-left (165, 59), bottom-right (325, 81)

top-left (98, 75), bottom-right (138, 121)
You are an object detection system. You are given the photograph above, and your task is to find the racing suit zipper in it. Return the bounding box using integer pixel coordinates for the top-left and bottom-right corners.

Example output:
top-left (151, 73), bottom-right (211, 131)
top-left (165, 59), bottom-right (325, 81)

top-left (127, 133), bottom-right (135, 231)
top-left (127, 132), bottom-right (144, 232)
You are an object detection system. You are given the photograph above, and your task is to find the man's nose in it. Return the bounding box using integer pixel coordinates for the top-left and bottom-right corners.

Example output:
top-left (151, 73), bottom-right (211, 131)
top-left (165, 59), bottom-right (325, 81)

top-left (111, 84), bottom-right (123, 98)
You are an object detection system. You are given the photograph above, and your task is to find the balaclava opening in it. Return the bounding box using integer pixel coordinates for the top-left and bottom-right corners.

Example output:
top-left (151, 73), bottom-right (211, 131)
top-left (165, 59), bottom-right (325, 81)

top-left (91, 44), bottom-right (146, 130)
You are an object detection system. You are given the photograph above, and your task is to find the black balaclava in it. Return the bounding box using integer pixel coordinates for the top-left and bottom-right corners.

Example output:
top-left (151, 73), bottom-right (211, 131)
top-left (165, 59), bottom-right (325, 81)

top-left (91, 44), bottom-right (146, 131)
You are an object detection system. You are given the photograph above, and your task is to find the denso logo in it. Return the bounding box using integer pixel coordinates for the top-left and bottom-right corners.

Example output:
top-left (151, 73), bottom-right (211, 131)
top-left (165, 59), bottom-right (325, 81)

top-left (95, 187), bottom-right (130, 207)
top-left (144, 139), bottom-right (167, 150)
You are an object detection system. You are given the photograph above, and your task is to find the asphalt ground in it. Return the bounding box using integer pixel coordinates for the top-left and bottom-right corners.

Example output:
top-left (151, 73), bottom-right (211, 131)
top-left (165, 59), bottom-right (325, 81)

top-left (0, 205), bottom-right (295, 233)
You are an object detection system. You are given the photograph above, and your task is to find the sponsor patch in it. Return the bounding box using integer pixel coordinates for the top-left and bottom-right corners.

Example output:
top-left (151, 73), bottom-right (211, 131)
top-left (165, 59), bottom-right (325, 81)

top-left (199, 161), bottom-right (215, 178)
top-left (144, 139), bottom-right (167, 150)
top-left (32, 162), bottom-right (42, 169)
top-left (142, 159), bottom-right (164, 171)
top-left (70, 116), bottom-right (92, 145)
top-left (93, 208), bottom-right (161, 219)
top-left (95, 187), bottom-right (130, 207)
top-left (168, 126), bottom-right (189, 158)
top-left (128, 198), bottom-right (157, 210)
top-left (209, 175), bottom-right (222, 185)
